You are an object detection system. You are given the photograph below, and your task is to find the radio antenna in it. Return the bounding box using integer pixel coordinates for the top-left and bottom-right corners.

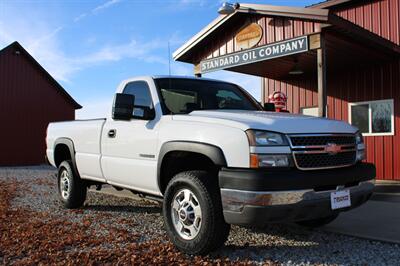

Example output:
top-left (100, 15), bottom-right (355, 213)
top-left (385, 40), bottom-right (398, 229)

top-left (168, 41), bottom-right (171, 76)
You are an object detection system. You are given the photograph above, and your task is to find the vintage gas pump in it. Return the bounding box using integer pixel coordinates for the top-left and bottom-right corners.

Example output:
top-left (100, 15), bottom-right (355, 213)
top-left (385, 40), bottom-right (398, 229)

top-left (268, 91), bottom-right (289, 113)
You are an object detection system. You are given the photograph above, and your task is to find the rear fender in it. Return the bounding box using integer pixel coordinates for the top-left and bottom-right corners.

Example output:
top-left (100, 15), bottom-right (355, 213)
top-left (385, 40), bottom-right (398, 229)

top-left (54, 138), bottom-right (79, 176)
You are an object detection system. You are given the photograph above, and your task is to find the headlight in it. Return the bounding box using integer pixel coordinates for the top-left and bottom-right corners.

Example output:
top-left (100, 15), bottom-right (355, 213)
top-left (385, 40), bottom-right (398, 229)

top-left (355, 131), bottom-right (364, 144)
top-left (355, 131), bottom-right (365, 161)
top-left (356, 149), bottom-right (365, 161)
top-left (246, 130), bottom-right (288, 146)
top-left (250, 154), bottom-right (290, 168)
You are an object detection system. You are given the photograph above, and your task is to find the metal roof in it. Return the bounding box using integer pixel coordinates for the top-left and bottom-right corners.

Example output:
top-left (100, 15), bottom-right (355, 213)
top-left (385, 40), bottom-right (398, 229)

top-left (307, 0), bottom-right (356, 9)
top-left (0, 41), bottom-right (81, 109)
top-left (173, 3), bottom-right (329, 61)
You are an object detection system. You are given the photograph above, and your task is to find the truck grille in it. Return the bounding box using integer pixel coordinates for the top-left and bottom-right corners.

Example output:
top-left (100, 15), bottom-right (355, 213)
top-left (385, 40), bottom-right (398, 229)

top-left (290, 135), bottom-right (356, 147)
top-left (294, 151), bottom-right (356, 169)
top-left (289, 134), bottom-right (357, 170)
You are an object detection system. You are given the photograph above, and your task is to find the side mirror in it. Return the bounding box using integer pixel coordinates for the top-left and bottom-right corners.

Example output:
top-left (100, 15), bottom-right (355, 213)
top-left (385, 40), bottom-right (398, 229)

top-left (263, 102), bottom-right (276, 112)
top-left (112, 93), bottom-right (135, 120)
top-left (133, 106), bottom-right (156, 120)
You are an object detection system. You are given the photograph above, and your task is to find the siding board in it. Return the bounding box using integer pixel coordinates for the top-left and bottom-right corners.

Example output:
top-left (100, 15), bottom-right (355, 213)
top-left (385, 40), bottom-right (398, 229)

top-left (334, 0), bottom-right (400, 45)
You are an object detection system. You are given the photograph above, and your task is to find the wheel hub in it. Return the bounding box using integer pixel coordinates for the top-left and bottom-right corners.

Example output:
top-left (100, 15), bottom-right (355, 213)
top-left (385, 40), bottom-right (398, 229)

top-left (179, 209), bottom-right (187, 221)
top-left (171, 188), bottom-right (202, 240)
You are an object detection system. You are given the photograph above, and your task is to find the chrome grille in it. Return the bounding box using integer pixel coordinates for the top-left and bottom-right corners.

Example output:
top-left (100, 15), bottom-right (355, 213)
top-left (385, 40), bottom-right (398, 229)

top-left (289, 134), bottom-right (357, 170)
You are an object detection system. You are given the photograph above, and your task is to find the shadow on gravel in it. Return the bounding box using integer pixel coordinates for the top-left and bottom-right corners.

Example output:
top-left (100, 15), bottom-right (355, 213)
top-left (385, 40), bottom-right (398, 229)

top-left (83, 204), bottom-right (161, 214)
top-left (249, 223), bottom-right (314, 239)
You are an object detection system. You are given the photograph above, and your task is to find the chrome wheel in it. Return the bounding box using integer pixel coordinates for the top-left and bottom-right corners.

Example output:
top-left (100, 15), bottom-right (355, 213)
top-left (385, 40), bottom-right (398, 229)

top-left (171, 188), bottom-right (202, 240)
top-left (59, 169), bottom-right (71, 200)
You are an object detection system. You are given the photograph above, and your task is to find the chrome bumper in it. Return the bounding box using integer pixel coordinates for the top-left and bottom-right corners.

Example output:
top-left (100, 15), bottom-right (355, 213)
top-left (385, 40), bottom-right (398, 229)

top-left (221, 179), bottom-right (375, 213)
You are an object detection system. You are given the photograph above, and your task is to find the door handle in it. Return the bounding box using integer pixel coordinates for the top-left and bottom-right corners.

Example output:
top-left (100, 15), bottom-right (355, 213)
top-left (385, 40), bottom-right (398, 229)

top-left (108, 129), bottom-right (116, 138)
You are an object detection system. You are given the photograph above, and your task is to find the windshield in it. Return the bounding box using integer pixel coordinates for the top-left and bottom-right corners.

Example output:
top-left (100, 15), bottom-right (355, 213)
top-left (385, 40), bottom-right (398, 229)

top-left (155, 78), bottom-right (262, 114)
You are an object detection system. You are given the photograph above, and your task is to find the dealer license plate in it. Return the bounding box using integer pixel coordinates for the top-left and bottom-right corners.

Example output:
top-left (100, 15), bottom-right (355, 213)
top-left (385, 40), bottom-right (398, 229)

top-left (330, 190), bottom-right (351, 210)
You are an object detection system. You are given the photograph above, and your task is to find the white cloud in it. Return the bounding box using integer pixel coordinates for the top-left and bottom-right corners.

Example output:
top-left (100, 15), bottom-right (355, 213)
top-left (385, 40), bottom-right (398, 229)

top-left (93, 0), bottom-right (122, 13)
top-left (74, 0), bottom-right (122, 22)
top-left (76, 98), bottom-right (111, 119)
top-left (0, 16), bottom-right (175, 82)
top-left (170, 62), bottom-right (192, 76)
top-left (178, 0), bottom-right (206, 5)
top-left (73, 13), bottom-right (87, 22)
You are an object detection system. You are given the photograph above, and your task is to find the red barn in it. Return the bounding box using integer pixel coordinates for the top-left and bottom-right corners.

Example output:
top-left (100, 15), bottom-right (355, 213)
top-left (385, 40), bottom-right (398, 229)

top-left (0, 41), bottom-right (81, 166)
top-left (174, 0), bottom-right (400, 181)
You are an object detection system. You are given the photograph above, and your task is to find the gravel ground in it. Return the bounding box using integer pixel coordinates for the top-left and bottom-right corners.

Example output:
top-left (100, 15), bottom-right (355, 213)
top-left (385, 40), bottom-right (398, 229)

top-left (1, 166), bottom-right (399, 265)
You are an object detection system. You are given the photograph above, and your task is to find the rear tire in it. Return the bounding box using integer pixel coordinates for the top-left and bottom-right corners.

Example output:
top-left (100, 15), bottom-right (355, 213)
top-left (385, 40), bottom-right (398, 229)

top-left (163, 170), bottom-right (230, 255)
top-left (57, 160), bottom-right (87, 209)
top-left (296, 214), bottom-right (339, 228)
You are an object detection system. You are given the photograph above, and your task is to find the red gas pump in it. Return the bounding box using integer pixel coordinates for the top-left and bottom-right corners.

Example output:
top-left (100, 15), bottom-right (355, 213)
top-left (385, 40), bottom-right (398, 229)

top-left (268, 91), bottom-right (289, 113)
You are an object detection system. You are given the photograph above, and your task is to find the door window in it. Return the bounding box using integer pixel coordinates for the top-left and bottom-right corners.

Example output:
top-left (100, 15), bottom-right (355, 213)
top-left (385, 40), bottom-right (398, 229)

top-left (123, 81), bottom-right (153, 108)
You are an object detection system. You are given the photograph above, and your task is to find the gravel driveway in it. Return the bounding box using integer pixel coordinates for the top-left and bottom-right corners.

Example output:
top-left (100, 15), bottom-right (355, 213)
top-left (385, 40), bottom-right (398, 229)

top-left (1, 166), bottom-right (399, 265)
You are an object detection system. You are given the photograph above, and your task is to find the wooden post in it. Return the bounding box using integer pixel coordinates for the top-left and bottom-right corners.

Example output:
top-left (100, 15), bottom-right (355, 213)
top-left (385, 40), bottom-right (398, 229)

top-left (194, 63), bottom-right (201, 78)
top-left (260, 77), bottom-right (265, 104)
top-left (317, 33), bottom-right (327, 117)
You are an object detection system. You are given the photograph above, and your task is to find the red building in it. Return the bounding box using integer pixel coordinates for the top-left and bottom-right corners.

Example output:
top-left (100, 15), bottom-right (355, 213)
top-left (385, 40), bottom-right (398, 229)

top-left (174, 0), bottom-right (400, 181)
top-left (0, 42), bottom-right (81, 166)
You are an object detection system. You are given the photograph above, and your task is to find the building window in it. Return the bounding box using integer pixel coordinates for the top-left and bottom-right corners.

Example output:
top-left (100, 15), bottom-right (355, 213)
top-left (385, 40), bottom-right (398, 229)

top-left (349, 99), bottom-right (394, 136)
top-left (301, 106), bottom-right (318, 117)
top-left (300, 106), bottom-right (328, 117)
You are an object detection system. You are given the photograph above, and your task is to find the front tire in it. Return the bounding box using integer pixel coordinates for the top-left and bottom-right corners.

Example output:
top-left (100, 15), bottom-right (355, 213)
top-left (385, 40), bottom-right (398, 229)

top-left (57, 160), bottom-right (87, 209)
top-left (296, 214), bottom-right (339, 228)
top-left (163, 171), bottom-right (230, 255)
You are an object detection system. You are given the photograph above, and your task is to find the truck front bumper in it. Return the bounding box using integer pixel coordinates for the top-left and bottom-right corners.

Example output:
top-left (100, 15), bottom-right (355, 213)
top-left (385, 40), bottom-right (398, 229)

top-left (219, 162), bottom-right (375, 226)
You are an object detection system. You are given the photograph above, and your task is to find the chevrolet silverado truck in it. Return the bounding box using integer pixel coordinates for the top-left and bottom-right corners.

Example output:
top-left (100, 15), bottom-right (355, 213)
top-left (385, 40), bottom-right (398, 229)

top-left (46, 76), bottom-right (376, 254)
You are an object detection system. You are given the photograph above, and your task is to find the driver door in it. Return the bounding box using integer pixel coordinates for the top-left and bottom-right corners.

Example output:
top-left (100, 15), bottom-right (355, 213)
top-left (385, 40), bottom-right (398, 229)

top-left (101, 80), bottom-right (160, 195)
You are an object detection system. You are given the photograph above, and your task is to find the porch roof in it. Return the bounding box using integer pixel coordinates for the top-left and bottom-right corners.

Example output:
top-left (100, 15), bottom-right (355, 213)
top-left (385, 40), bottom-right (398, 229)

top-left (173, 2), bottom-right (400, 70)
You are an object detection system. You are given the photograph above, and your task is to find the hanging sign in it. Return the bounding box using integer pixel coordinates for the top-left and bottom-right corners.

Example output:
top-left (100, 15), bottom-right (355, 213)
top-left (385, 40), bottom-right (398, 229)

top-left (235, 23), bottom-right (263, 50)
top-left (200, 36), bottom-right (308, 73)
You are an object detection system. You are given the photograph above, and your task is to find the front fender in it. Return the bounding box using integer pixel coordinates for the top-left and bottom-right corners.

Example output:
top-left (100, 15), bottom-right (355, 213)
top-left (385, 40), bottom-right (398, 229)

top-left (157, 141), bottom-right (227, 191)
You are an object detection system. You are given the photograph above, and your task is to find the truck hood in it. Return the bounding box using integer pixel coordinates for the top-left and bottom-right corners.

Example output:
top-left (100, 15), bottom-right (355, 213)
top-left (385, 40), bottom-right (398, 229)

top-left (173, 110), bottom-right (357, 134)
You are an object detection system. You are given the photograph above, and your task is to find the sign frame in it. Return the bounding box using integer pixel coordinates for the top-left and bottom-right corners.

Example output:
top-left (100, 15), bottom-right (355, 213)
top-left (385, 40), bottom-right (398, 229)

top-left (235, 23), bottom-right (263, 50)
top-left (200, 35), bottom-right (309, 74)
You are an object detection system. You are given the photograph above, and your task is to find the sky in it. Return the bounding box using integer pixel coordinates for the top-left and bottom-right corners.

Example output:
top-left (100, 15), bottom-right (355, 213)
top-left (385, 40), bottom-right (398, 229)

top-left (0, 0), bottom-right (317, 118)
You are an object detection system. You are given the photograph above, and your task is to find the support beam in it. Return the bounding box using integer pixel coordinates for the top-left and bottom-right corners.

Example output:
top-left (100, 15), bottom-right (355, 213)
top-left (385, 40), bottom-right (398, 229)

top-left (194, 63), bottom-right (201, 77)
top-left (317, 33), bottom-right (327, 117)
top-left (260, 77), bottom-right (265, 104)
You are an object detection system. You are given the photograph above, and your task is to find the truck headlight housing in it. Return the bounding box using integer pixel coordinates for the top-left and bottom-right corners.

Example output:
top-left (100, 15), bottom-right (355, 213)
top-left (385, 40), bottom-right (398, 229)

top-left (356, 131), bottom-right (364, 145)
top-left (246, 130), bottom-right (288, 146)
top-left (250, 154), bottom-right (290, 168)
top-left (355, 131), bottom-right (365, 161)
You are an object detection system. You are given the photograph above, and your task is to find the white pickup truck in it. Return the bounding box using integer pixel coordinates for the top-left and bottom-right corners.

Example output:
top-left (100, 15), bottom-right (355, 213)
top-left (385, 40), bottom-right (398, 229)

top-left (46, 76), bottom-right (375, 254)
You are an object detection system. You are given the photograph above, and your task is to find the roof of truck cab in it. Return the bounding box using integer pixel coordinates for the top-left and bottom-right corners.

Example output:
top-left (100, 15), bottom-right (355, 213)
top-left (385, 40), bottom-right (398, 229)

top-left (120, 75), bottom-right (240, 88)
top-left (151, 75), bottom-right (232, 83)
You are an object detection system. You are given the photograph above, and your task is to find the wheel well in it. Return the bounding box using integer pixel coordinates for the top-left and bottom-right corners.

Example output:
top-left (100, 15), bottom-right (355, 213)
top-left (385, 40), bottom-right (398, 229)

top-left (159, 151), bottom-right (218, 194)
top-left (54, 144), bottom-right (72, 167)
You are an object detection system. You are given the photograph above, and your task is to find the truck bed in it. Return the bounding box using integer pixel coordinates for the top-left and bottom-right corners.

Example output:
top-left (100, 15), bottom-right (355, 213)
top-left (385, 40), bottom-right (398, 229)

top-left (46, 118), bottom-right (106, 181)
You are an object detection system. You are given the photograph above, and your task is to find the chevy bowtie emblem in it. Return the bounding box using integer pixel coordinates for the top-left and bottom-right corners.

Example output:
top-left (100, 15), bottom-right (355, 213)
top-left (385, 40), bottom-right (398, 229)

top-left (325, 143), bottom-right (341, 155)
